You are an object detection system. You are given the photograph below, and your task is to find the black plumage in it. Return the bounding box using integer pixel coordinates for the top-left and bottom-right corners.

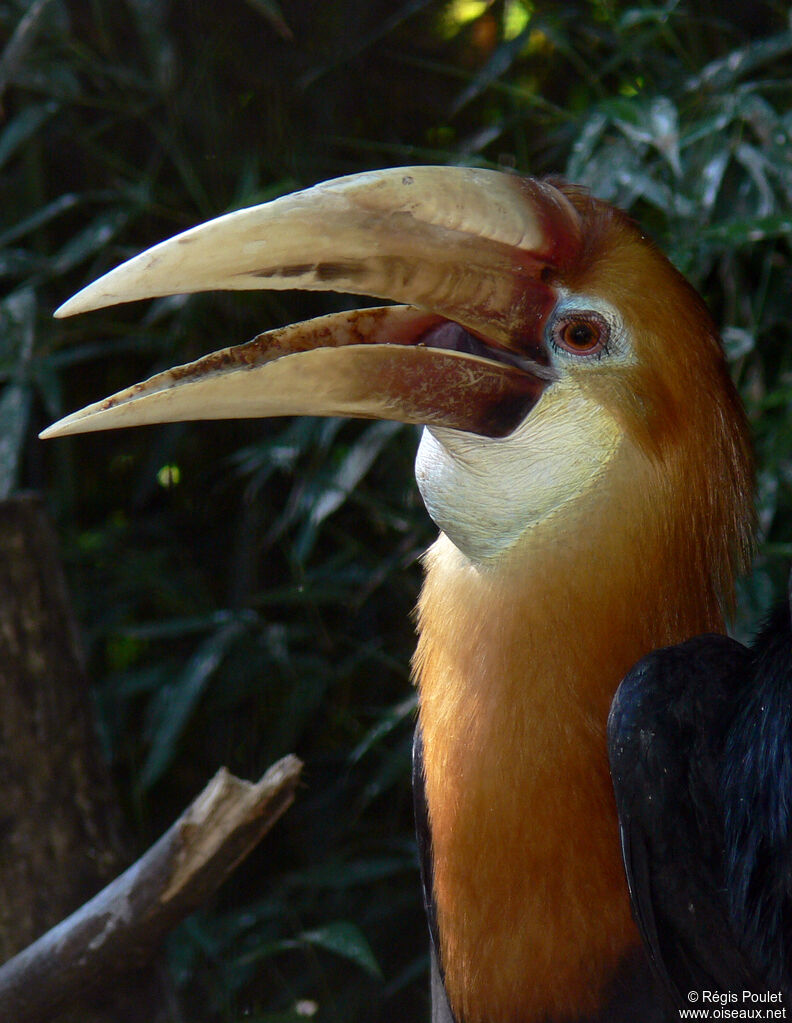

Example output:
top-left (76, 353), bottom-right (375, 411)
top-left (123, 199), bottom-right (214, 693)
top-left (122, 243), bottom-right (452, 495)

top-left (609, 586), bottom-right (792, 1005)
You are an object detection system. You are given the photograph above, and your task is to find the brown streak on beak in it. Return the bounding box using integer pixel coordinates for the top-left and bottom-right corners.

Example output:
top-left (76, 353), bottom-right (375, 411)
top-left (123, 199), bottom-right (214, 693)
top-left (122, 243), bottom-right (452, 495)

top-left (41, 306), bottom-right (552, 440)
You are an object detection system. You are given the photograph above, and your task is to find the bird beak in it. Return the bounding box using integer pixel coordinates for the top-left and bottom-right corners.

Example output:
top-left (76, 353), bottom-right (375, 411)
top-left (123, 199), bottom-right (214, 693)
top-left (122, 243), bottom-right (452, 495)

top-left (41, 167), bottom-right (581, 441)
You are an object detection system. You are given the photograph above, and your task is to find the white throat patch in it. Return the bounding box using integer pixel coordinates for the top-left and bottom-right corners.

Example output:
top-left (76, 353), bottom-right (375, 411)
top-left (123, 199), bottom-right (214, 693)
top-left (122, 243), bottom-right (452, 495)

top-left (415, 384), bottom-right (622, 563)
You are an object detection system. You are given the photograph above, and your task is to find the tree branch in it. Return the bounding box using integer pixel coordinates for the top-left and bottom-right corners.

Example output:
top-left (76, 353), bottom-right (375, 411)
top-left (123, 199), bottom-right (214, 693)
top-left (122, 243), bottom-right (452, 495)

top-left (0, 755), bottom-right (302, 1023)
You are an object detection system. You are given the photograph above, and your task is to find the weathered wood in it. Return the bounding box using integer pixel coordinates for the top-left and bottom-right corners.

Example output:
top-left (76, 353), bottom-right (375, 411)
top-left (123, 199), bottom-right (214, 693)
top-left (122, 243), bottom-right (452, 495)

top-left (0, 757), bottom-right (302, 1023)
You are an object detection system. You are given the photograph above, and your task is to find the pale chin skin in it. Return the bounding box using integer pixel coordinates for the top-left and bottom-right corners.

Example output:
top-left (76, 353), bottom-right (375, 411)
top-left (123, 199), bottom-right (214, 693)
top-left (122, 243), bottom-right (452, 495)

top-left (414, 386), bottom-right (622, 564)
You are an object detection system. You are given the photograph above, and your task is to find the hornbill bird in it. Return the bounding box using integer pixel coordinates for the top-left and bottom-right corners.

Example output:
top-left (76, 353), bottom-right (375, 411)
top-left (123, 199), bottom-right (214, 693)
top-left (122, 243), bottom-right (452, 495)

top-left (42, 167), bottom-right (761, 1021)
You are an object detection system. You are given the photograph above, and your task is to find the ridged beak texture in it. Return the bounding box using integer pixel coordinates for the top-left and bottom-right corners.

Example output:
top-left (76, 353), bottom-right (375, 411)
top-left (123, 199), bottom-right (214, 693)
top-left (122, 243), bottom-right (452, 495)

top-left (42, 167), bottom-right (581, 441)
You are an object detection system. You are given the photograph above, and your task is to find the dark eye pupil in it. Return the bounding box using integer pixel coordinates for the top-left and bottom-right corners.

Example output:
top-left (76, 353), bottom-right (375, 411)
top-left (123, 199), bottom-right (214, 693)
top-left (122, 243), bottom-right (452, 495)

top-left (569, 324), bottom-right (593, 346)
top-left (554, 311), bottom-right (609, 356)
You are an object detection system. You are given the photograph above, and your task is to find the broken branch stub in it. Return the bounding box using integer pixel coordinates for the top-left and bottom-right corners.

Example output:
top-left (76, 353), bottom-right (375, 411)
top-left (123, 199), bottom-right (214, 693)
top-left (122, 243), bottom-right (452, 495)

top-left (0, 756), bottom-right (302, 1023)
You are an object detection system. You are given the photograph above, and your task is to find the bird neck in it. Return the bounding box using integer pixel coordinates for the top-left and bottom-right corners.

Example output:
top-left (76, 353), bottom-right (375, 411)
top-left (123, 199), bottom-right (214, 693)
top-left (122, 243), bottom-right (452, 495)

top-left (412, 446), bottom-right (726, 1023)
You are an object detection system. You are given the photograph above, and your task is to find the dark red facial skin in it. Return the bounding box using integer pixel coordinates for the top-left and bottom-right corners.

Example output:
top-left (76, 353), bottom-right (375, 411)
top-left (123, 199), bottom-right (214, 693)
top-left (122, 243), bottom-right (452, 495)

top-left (501, 176), bottom-right (583, 362)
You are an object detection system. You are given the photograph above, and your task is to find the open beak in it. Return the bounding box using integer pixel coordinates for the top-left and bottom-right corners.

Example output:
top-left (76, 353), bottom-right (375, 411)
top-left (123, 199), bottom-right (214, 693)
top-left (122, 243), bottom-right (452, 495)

top-left (41, 167), bottom-right (581, 441)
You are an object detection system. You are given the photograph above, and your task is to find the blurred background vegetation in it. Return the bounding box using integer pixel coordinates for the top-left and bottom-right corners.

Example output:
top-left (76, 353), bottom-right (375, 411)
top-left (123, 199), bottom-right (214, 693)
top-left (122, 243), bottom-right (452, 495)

top-left (3, 0), bottom-right (792, 1019)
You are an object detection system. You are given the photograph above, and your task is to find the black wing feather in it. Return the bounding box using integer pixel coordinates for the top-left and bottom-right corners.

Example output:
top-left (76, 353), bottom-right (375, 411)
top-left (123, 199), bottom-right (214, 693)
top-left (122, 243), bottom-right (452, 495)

top-left (720, 600), bottom-right (792, 995)
top-left (608, 633), bottom-right (759, 1004)
top-left (616, 809), bottom-right (681, 1005)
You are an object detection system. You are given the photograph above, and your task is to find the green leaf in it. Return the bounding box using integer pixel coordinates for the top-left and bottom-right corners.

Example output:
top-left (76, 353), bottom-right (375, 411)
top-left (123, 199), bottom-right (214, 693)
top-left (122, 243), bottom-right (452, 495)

top-left (238, 921), bottom-right (382, 979)
top-left (0, 250), bottom-right (38, 280)
top-left (722, 327), bottom-right (755, 361)
top-left (700, 214), bottom-right (792, 244)
top-left (618, 2), bottom-right (679, 30)
top-left (696, 149), bottom-right (730, 212)
top-left (0, 101), bottom-right (58, 171)
top-left (734, 143), bottom-right (775, 218)
top-left (0, 286), bottom-right (36, 498)
top-left (350, 694), bottom-right (417, 763)
top-left (0, 0), bottom-right (57, 96)
top-left (243, 0), bottom-right (294, 40)
top-left (0, 193), bottom-right (79, 250)
top-left (357, 731), bottom-right (413, 810)
top-left (281, 856), bottom-right (413, 891)
top-left (610, 97), bottom-right (682, 178)
top-left (0, 384), bottom-right (32, 500)
top-left (566, 111), bottom-right (608, 181)
top-left (298, 922), bottom-right (382, 979)
top-left (0, 287), bottom-right (36, 368)
top-left (139, 617), bottom-right (250, 790)
top-left (451, 29), bottom-right (531, 115)
top-left (123, 610), bottom-right (255, 642)
top-left (295, 420), bottom-right (403, 560)
top-left (686, 31), bottom-right (792, 93)
top-left (243, 1014), bottom-right (310, 1023)
top-left (52, 209), bottom-right (132, 275)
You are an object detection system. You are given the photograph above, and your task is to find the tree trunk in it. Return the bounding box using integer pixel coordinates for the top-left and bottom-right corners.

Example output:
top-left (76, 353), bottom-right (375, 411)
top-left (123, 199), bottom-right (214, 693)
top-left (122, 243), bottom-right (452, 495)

top-left (0, 494), bottom-right (177, 1023)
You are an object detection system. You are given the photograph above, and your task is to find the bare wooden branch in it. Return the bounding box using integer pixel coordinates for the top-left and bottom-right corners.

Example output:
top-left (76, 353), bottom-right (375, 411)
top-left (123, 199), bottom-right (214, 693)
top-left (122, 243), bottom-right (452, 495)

top-left (0, 755), bottom-right (302, 1023)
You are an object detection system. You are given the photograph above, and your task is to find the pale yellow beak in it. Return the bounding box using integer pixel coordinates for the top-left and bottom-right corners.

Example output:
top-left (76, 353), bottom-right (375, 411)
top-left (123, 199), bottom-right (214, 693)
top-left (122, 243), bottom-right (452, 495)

top-left (42, 167), bottom-right (581, 441)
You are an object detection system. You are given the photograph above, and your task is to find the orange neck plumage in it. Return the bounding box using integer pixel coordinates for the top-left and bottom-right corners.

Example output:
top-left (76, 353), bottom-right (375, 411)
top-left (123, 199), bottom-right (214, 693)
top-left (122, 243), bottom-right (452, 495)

top-left (413, 440), bottom-right (739, 1023)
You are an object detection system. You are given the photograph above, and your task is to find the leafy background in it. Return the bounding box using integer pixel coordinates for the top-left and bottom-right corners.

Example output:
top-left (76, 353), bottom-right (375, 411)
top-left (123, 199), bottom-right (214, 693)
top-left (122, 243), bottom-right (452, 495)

top-left (3, 0), bottom-right (792, 1020)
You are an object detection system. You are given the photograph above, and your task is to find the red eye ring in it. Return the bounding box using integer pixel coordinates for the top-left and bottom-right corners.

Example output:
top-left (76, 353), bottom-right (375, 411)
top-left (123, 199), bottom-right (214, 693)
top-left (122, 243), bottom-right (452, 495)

top-left (552, 312), bottom-right (609, 357)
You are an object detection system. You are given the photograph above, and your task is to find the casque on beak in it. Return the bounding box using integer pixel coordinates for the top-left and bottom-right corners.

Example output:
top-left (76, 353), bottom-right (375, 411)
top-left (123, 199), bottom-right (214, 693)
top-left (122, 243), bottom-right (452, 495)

top-left (41, 167), bottom-right (582, 441)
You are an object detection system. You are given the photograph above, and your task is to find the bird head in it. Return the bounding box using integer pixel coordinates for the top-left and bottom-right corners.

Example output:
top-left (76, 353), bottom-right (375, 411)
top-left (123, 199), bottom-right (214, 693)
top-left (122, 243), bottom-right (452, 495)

top-left (42, 167), bottom-right (754, 611)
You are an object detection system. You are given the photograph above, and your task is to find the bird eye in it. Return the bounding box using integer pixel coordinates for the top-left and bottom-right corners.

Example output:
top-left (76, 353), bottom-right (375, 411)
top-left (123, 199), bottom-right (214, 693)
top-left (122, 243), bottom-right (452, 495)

top-left (551, 312), bottom-right (609, 358)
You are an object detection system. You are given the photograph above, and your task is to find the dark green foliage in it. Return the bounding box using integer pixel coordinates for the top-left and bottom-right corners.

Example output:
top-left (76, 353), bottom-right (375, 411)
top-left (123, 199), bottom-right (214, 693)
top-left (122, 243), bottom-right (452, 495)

top-left (2, 0), bottom-right (792, 1019)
